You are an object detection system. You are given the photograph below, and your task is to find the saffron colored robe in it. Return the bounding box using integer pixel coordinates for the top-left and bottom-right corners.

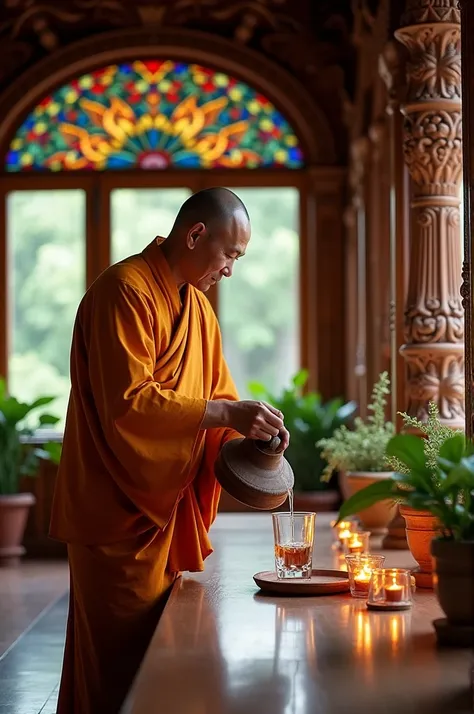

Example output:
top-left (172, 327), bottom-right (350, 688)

top-left (49, 238), bottom-right (240, 714)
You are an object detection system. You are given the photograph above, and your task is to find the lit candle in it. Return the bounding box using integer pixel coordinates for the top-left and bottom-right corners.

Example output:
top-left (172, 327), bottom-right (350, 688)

top-left (384, 574), bottom-right (403, 603)
top-left (339, 528), bottom-right (352, 544)
top-left (348, 534), bottom-right (364, 554)
top-left (336, 521), bottom-right (353, 531)
top-left (354, 564), bottom-right (373, 593)
top-left (332, 521), bottom-right (355, 543)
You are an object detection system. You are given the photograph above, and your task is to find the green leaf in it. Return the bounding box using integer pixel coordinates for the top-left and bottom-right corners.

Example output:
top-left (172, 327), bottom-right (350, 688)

top-left (29, 396), bottom-right (55, 410)
top-left (1, 398), bottom-right (33, 425)
top-left (438, 434), bottom-right (466, 466)
top-left (386, 434), bottom-right (428, 474)
top-left (247, 381), bottom-right (269, 400)
top-left (41, 441), bottom-right (62, 464)
top-left (292, 369), bottom-right (309, 389)
top-left (442, 456), bottom-right (474, 490)
top-left (337, 478), bottom-right (396, 522)
top-left (38, 413), bottom-right (60, 426)
top-left (402, 492), bottom-right (437, 510)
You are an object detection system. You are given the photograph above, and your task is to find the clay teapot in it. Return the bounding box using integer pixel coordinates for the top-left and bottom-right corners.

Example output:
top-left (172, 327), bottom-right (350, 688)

top-left (215, 435), bottom-right (294, 510)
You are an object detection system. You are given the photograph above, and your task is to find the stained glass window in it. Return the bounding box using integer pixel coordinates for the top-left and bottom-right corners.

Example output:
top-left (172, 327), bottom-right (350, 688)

top-left (6, 60), bottom-right (304, 172)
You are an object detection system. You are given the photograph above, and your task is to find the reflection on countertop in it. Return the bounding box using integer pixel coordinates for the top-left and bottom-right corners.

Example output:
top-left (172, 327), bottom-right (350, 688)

top-left (123, 513), bottom-right (472, 714)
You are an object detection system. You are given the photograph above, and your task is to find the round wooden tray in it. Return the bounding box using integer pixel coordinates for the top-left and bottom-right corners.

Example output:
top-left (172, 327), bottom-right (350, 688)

top-left (253, 569), bottom-right (350, 596)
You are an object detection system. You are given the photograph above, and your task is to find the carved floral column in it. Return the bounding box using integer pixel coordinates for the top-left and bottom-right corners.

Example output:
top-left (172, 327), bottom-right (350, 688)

top-left (395, 0), bottom-right (463, 427)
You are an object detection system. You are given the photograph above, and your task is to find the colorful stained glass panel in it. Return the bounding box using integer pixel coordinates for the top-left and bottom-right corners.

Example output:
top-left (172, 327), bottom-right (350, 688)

top-left (6, 60), bottom-right (304, 171)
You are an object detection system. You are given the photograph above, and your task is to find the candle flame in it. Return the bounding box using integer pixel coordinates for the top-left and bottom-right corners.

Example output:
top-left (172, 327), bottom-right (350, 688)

top-left (355, 563), bottom-right (373, 581)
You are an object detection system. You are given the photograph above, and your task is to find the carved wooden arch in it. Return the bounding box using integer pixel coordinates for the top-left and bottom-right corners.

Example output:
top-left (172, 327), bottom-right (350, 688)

top-left (0, 26), bottom-right (336, 166)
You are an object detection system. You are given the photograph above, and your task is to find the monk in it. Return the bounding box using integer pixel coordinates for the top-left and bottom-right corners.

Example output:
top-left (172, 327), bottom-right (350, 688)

top-left (49, 187), bottom-right (289, 714)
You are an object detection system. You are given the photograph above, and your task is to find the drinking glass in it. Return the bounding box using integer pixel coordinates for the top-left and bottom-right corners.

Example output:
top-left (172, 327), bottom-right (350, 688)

top-left (272, 512), bottom-right (316, 579)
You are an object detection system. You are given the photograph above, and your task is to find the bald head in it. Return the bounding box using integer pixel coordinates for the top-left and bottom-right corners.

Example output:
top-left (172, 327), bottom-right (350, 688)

top-left (162, 187), bottom-right (251, 293)
top-left (172, 187), bottom-right (249, 233)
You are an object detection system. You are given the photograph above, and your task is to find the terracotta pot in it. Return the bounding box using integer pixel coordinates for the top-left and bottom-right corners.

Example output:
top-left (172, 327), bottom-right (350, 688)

top-left (431, 539), bottom-right (474, 626)
top-left (341, 471), bottom-right (397, 535)
top-left (400, 505), bottom-right (439, 589)
top-left (0, 492), bottom-right (36, 566)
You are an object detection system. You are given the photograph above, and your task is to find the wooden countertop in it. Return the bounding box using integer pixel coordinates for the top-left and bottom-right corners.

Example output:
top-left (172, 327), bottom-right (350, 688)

top-left (123, 513), bottom-right (473, 714)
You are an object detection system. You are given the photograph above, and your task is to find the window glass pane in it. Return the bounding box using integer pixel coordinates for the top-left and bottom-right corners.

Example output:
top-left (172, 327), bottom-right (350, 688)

top-left (6, 61), bottom-right (304, 172)
top-left (219, 187), bottom-right (300, 398)
top-left (111, 188), bottom-right (191, 263)
top-left (7, 190), bottom-right (86, 429)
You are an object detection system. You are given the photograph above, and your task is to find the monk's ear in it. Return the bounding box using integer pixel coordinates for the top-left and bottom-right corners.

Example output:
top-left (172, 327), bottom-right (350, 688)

top-left (187, 222), bottom-right (206, 250)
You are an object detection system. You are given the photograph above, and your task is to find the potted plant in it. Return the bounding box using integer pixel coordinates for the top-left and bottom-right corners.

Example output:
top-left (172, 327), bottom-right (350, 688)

top-left (317, 372), bottom-right (396, 534)
top-left (248, 369), bottom-right (357, 511)
top-left (337, 432), bottom-right (474, 636)
top-left (0, 378), bottom-right (62, 565)
top-left (385, 402), bottom-right (461, 586)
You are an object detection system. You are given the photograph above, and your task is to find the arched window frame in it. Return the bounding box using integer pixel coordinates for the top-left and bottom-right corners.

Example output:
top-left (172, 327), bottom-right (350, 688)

top-left (0, 29), bottom-right (346, 401)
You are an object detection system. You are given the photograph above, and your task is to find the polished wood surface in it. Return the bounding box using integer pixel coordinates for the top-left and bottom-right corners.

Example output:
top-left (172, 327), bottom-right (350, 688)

top-left (123, 513), bottom-right (473, 714)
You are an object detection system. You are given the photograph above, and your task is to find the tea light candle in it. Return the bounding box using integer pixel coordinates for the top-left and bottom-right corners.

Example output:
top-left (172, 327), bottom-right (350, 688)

top-left (366, 568), bottom-right (413, 611)
top-left (348, 534), bottom-right (364, 553)
top-left (345, 554), bottom-right (386, 599)
top-left (354, 563), bottom-right (373, 593)
top-left (345, 531), bottom-right (370, 555)
top-left (331, 520), bottom-right (356, 549)
top-left (385, 581), bottom-right (403, 603)
top-left (339, 528), bottom-right (352, 546)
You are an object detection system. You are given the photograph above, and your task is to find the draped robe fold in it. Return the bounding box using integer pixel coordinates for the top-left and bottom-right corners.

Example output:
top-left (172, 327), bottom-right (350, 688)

top-left (49, 238), bottom-right (240, 714)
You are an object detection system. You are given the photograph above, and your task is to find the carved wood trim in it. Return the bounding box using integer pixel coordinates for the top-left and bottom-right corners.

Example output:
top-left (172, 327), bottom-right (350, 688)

top-left (0, 26), bottom-right (335, 167)
top-left (395, 2), bottom-right (463, 427)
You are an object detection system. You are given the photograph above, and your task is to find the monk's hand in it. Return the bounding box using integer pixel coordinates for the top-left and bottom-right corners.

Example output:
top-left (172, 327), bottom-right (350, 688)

top-left (227, 400), bottom-right (284, 442)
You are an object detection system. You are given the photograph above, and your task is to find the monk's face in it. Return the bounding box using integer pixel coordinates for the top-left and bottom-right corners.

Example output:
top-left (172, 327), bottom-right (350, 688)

top-left (186, 211), bottom-right (250, 292)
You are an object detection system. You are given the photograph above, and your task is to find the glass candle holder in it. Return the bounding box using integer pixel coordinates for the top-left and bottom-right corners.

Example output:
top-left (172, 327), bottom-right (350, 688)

top-left (330, 519), bottom-right (357, 550)
top-left (272, 512), bottom-right (316, 579)
top-left (345, 554), bottom-right (386, 598)
top-left (343, 530), bottom-right (370, 555)
top-left (367, 568), bottom-right (414, 610)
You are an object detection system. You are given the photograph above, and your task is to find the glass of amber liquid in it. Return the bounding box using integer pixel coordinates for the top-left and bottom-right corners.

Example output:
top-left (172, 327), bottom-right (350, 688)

top-left (272, 512), bottom-right (316, 579)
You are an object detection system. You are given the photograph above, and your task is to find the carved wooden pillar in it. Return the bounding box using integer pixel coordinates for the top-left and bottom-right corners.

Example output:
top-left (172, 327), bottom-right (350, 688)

top-left (395, 1), bottom-right (463, 428)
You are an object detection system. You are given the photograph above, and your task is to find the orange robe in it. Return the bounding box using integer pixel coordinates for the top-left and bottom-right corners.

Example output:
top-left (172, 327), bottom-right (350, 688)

top-left (49, 238), bottom-right (239, 714)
